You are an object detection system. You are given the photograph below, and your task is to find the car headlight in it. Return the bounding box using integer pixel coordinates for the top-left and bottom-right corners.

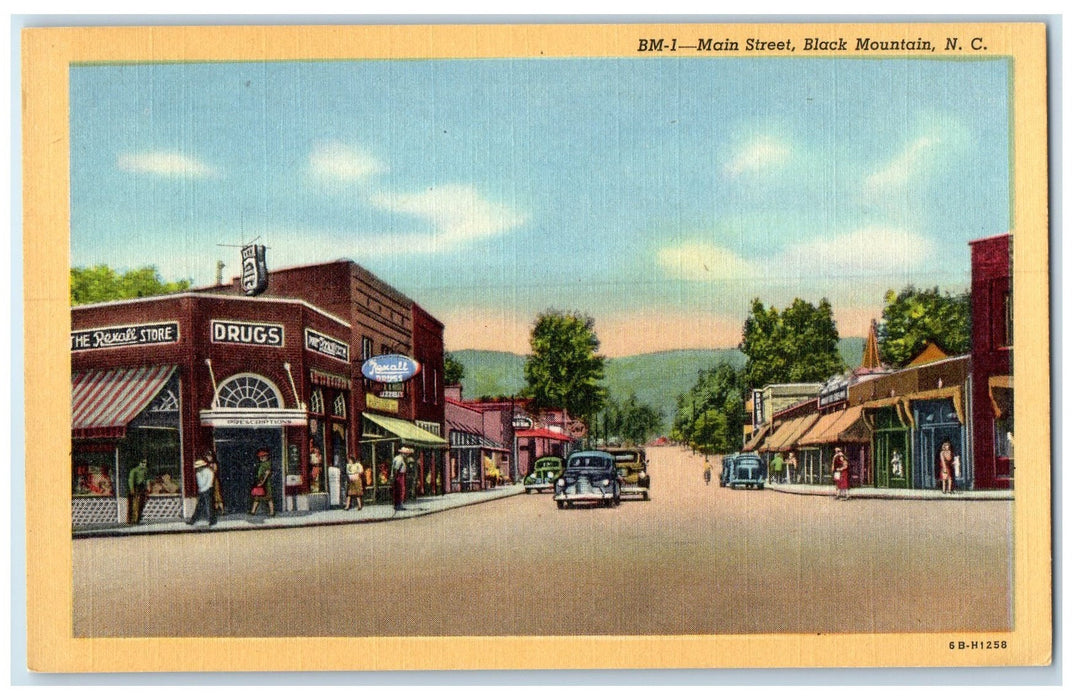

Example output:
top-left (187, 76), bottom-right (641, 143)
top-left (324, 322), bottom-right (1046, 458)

top-left (602, 479), bottom-right (611, 487)
top-left (640, 471), bottom-right (647, 478)
top-left (556, 478), bottom-right (565, 487)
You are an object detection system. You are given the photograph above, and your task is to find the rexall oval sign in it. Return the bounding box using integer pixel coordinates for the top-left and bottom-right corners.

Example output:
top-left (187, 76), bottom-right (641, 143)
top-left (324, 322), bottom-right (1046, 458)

top-left (361, 354), bottom-right (422, 383)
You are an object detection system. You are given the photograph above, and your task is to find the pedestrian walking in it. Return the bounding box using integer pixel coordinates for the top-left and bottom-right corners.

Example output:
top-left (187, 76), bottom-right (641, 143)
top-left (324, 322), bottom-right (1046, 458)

top-left (785, 452), bottom-right (797, 484)
top-left (203, 451), bottom-right (225, 514)
top-left (769, 452), bottom-right (784, 484)
top-left (937, 440), bottom-right (957, 494)
top-left (832, 447), bottom-right (850, 500)
top-left (345, 454), bottom-right (364, 511)
top-left (126, 459), bottom-right (149, 525)
top-left (187, 459), bottom-right (217, 527)
top-left (703, 458), bottom-right (712, 485)
top-left (249, 448), bottom-right (275, 516)
top-left (391, 447), bottom-right (412, 511)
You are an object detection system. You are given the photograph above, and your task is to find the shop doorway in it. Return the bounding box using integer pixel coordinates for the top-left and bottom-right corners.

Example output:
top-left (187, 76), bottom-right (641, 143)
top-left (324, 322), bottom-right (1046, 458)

top-left (214, 428), bottom-right (284, 515)
top-left (913, 399), bottom-right (968, 491)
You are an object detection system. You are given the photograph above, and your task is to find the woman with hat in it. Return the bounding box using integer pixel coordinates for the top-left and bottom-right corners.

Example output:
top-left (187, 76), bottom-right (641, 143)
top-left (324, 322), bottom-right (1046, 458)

top-left (831, 447), bottom-right (850, 500)
top-left (249, 448), bottom-right (275, 516)
top-left (345, 454), bottom-right (364, 511)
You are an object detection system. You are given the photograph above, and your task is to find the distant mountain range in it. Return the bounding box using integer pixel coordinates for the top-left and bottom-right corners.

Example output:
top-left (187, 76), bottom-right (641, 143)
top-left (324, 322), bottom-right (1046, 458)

top-left (451, 338), bottom-right (864, 433)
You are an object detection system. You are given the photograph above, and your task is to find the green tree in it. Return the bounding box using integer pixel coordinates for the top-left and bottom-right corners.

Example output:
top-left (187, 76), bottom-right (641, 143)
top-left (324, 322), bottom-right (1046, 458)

top-left (671, 361), bottom-right (747, 454)
top-left (878, 285), bottom-right (971, 368)
top-left (522, 310), bottom-right (607, 429)
top-left (71, 264), bottom-right (191, 305)
top-left (601, 393), bottom-right (662, 446)
top-left (443, 352), bottom-right (465, 386)
top-left (739, 297), bottom-right (844, 388)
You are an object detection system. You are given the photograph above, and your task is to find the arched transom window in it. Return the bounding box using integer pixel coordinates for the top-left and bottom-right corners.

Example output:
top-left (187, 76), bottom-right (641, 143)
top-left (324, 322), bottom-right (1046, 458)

top-left (216, 374), bottom-right (283, 409)
top-left (309, 389), bottom-right (325, 414)
top-left (332, 394), bottom-right (347, 418)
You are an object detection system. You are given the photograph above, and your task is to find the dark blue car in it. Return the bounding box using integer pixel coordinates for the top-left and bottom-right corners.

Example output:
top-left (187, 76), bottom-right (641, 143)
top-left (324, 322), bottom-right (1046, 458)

top-left (720, 452), bottom-right (767, 489)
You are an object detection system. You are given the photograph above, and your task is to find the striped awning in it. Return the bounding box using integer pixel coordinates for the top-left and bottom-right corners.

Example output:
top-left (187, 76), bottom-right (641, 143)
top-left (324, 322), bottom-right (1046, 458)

top-left (765, 414), bottom-right (819, 452)
top-left (796, 410), bottom-right (845, 446)
top-left (72, 365), bottom-right (177, 439)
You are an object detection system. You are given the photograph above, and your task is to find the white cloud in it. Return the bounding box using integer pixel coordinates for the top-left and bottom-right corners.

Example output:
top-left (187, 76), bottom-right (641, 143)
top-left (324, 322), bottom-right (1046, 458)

top-left (863, 134), bottom-right (942, 195)
top-left (656, 242), bottom-right (760, 282)
top-left (723, 135), bottom-right (791, 177)
top-left (657, 227), bottom-right (935, 284)
top-left (306, 141), bottom-right (384, 182)
top-left (776, 228), bottom-right (936, 275)
top-left (117, 150), bottom-right (216, 177)
top-left (364, 185), bottom-right (527, 253)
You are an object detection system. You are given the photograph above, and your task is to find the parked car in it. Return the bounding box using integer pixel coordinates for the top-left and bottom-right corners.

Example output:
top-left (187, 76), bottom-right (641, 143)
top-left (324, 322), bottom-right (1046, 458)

top-left (523, 455), bottom-right (565, 494)
top-left (604, 447), bottom-right (650, 500)
top-left (721, 452), bottom-right (767, 489)
top-left (553, 450), bottom-right (621, 508)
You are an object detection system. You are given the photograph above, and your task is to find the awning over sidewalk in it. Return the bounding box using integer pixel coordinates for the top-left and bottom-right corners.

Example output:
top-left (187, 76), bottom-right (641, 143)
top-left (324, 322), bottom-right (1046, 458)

top-left (741, 423), bottom-right (771, 452)
top-left (363, 412), bottom-right (448, 447)
top-left (988, 375), bottom-right (1013, 418)
top-left (830, 405), bottom-right (869, 442)
top-left (796, 410), bottom-right (845, 446)
top-left (72, 365), bottom-right (176, 439)
top-left (859, 385), bottom-right (966, 428)
top-left (515, 428), bottom-right (574, 442)
top-left (765, 414), bottom-right (819, 453)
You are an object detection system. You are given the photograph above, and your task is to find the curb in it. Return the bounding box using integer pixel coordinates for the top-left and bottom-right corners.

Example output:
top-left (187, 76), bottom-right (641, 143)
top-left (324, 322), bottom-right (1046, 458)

top-left (73, 486), bottom-right (526, 539)
top-left (765, 483), bottom-right (1014, 501)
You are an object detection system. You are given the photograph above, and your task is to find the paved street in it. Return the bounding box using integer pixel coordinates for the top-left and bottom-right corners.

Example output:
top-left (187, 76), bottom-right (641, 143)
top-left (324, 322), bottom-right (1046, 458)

top-left (72, 445), bottom-right (1012, 637)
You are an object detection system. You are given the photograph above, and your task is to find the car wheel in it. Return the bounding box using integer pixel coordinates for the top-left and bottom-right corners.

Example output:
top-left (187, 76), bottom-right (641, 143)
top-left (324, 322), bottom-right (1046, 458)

top-left (758, 483), bottom-right (765, 490)
top-left (525, 488), bottom-right (532, 494)
top-left (557, 501), bottom-right (565, 509)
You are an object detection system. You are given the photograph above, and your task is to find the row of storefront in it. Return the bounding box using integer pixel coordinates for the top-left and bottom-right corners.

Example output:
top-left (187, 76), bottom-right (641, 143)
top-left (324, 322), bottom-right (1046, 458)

top-left (71, 261), bottom-right (451, 527)
top-left (70, 258), bottom-right (582, 527)
top-left (747, 356), bottom-right (985, 490)
top-left (742, 233), bottom-right (1013, 492)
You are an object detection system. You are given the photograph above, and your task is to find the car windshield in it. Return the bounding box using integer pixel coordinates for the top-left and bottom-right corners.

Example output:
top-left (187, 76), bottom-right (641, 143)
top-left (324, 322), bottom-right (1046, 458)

top-left (611, 451), bottom-right (640, 462)
top-left (566, 456), bottom-right (612, 471)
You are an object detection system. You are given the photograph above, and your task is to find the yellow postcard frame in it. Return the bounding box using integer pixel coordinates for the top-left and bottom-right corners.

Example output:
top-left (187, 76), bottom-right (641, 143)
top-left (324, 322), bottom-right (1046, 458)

top-left (22, 21), bottom-right (1051, 673)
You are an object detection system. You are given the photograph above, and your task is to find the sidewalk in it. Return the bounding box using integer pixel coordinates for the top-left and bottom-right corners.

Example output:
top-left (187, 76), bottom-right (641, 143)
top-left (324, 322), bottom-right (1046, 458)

top-left (73, 484), bottom-right (527, 538)
top-left (765, 481), bottom-right (1013, 501)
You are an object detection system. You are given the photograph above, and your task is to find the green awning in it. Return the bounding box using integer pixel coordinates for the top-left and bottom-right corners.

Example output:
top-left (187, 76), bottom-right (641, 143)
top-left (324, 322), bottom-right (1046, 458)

top-left (363, 412), bottom-right (448, 447)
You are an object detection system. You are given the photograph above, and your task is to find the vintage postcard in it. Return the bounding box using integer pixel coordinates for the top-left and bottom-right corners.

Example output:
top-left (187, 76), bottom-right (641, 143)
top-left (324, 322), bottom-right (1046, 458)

top-left (22, 21), bottom-right (1050, 673)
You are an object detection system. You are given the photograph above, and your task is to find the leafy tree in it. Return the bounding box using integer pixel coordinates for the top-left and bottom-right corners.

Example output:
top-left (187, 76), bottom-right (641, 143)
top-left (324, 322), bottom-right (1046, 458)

top-left (522, 310), bottom-right (607, 429)
top-left (878, 285), bottom-right (970, 368)
top-left (443, 352), bottom-right (465, 386)
top-left (600, 393), bottom-right (662, 446)
top-left (671, 361), bottom-right (748, 454)
top-left (71, 264), bottom-right (191, 305)
top-left (739, 297), bottom-right (844, 388)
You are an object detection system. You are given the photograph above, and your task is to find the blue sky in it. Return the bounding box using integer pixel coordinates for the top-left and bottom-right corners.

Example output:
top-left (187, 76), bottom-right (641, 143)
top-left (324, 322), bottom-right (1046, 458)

top-left (70, 57), bottom-right (1010, 355)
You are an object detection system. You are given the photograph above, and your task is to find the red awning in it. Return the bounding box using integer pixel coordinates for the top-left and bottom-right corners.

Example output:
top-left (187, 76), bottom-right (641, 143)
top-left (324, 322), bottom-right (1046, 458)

top-left (72, 365), bottom-right (176, 439)
top-left (515, 428), bottom-right (574, 442)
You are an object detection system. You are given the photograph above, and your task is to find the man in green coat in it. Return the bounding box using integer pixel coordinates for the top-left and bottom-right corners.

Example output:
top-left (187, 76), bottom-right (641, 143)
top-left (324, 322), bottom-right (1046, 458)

top-left (768, 453), bottom-right (784, 484)
top-left (127, 459), bottom-right (149, 524)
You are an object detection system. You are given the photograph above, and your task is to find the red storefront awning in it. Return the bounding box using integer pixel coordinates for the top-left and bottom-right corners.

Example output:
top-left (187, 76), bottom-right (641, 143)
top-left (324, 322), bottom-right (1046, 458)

top-left (72, 365), bottom-right (176, 439)
top-left (515, 428), bottom-right (573, 442)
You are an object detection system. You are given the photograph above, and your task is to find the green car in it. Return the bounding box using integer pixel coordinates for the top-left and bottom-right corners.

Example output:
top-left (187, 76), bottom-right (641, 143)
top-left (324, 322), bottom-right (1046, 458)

top-left (523, 456), bottom-right (565, 494)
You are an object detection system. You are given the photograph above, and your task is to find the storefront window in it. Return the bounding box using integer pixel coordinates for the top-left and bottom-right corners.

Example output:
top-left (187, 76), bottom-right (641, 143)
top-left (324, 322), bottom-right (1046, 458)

top-left (309, 416), bottom-right (326, 492)
top-left (995, 416), bottom-right (1014, 459)
top-left (73, 445), bottom-right (116, 497)
top-left (123, 427), bottom-right (182, 496)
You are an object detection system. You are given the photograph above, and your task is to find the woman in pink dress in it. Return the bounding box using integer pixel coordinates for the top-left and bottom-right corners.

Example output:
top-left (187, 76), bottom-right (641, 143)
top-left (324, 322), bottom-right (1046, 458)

top-left (937, 440), bottom-right (956, 494)
top-left (832, 447), bottom-right (850, 500)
